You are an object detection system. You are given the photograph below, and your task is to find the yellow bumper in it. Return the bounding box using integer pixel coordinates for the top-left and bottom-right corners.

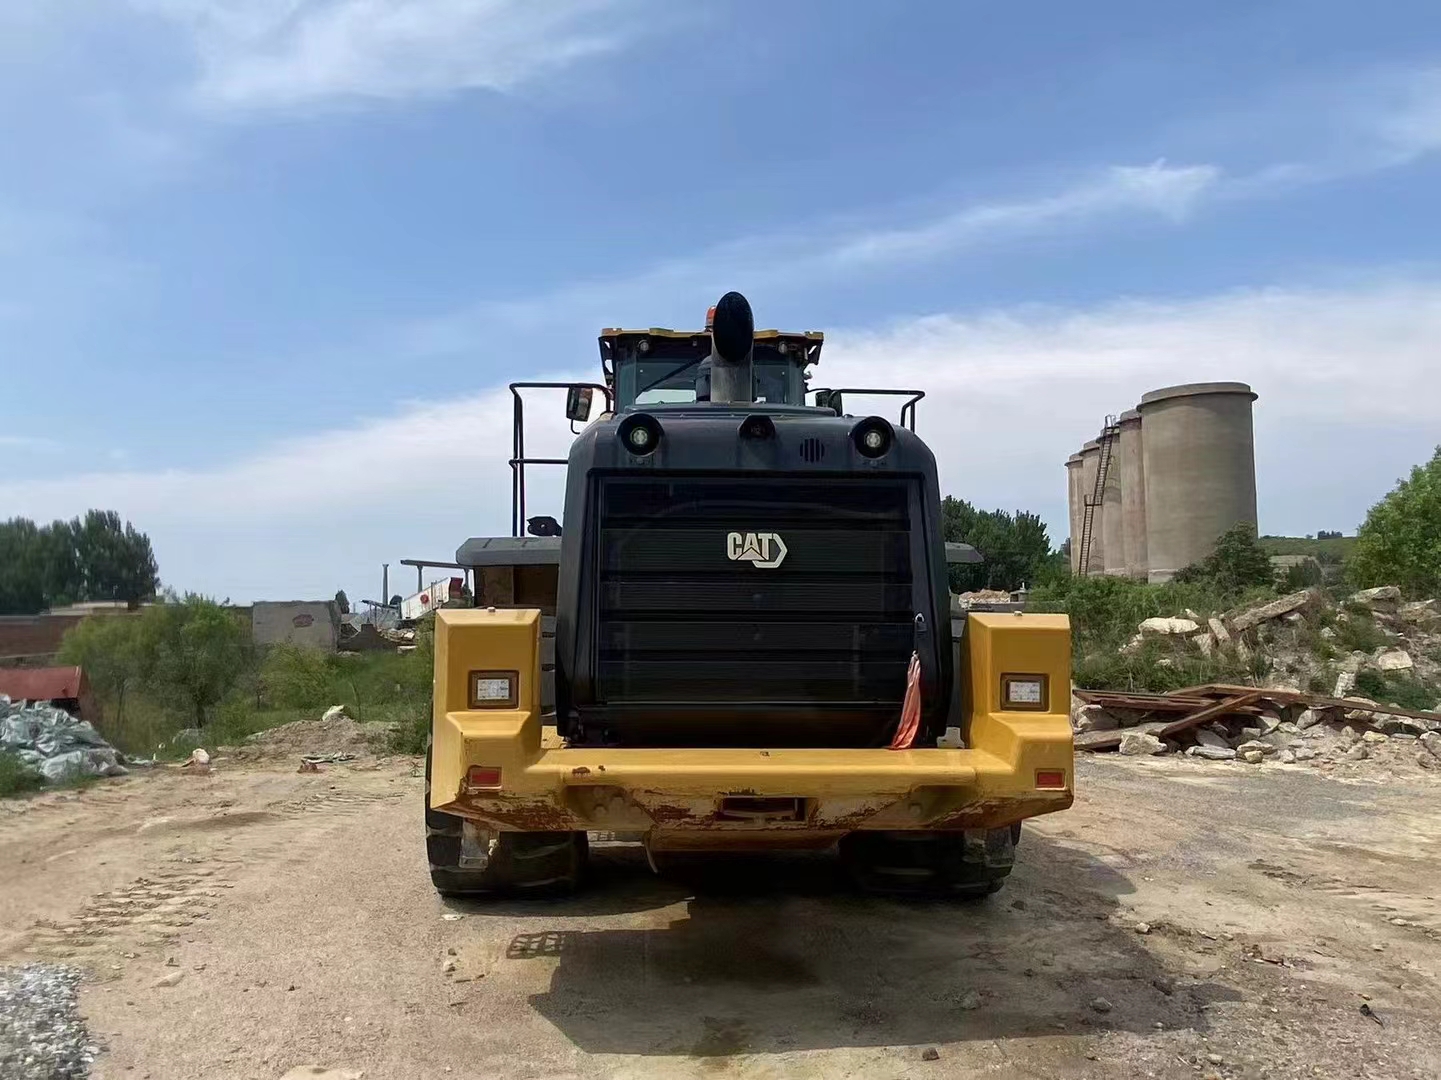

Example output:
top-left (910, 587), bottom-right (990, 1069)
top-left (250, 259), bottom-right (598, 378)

top-left (430, 609), bottom-right (1073, 845)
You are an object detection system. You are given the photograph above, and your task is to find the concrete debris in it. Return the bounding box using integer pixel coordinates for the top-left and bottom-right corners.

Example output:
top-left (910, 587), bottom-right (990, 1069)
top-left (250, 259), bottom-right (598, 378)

top-left (1072, 678), bottom-right (1441, 775)
top-left (1333, 672), bottom-right (1357, 698)
top-left (1224, 588), bottom-right (1320, 634)
top-left (1373, 648), bottom-right (1414, 672)
top-left (1138, 617), bottom-right (1200, 636)
top-left (1350, 586), bottom-right (1401, 611)
top-left (1187, 745), bottom-right (1236, 760)
top-left (321, 704), bottom-right (349, 723)
top-left (1195, 632), bottom-right (1215, 657)
top-left (1376, 715), bottom-right (1437, 736)
top-left (1072, 704), bottom-right (1118, 734)
top-left (1118, 732), bottom-right (1168, 756)
top-left (1208, 617), bottom-right (1231, 645)
top-left (0, 695), bottom-right (128, 785)
top-left (1398, 599), bottom-right (1441, 629)
top-left (1235, 740), bottom-right (1278, 757)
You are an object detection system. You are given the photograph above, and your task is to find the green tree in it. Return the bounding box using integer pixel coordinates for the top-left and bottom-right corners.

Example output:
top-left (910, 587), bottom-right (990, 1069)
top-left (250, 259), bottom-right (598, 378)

top-left (0, 518), bottom-right (47, 614)
top-left (0, 512), bottom-right (158, 613)
top-left (147, 597), bottom-right (249, 727)
top-left (57, 614), bottom-right (143, 727)
top-left (1350, 447), bottom-right (1441, 598)
top-left (1173, 522), bottom-right (1274, 596)
top-left (940, 497), bottom-right (1055, 592)
top-left (72, 511), bottom-right (160, 608)
top-left (334, 589), bottom-right (351, 615)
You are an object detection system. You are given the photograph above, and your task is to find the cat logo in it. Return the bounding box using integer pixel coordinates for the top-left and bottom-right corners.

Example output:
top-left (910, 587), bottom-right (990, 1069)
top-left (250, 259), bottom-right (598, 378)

top-left (726, 531), bottom-right (788, 569)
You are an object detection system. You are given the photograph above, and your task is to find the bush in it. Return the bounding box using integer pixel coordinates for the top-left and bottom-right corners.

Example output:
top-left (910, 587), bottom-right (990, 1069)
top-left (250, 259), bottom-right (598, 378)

top-left (1173, 522), bottom-right (1275, 596)
top-left (1349, 446), bottom-right (1441, 598)
top-left (0, 750), bottom-right (46, 798)
top-left (1333, 610), bottom-right (1389, 654)
top-left (1353, 669), bottom-right (1437, 711)
top-left (260, 643), bottom-right (335, 710)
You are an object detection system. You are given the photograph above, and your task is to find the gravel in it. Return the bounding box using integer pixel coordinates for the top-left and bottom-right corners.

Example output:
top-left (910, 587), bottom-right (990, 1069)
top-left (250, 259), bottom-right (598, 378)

top-left (0, 964), bottom-right (97, 1079)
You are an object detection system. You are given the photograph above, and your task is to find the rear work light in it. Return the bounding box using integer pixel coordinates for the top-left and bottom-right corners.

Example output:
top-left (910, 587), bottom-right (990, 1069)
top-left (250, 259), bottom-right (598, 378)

top-left (1035, 770), bottom-right (1067, 790)
top-left (466, 766), bottom-right (503, 790)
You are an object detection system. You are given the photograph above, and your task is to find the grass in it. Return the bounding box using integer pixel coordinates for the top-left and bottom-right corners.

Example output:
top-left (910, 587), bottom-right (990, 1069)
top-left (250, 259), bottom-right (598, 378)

top-left (0, 750), bottom-right (46, 798)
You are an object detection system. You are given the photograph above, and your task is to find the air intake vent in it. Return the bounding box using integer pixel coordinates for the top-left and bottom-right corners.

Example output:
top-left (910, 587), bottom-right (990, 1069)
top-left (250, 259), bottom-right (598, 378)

top-left (799, 437), bottom-right (825, 463)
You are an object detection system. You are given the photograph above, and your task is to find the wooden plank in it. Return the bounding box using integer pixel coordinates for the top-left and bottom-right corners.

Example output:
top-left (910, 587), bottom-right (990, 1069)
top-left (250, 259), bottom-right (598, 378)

top-left (1073, 693), bottom-right (1261, 751)
top-left (1182, 683), bottom-right (1441, 724)
top-left (1157, 693), bottom-right (1262, 738)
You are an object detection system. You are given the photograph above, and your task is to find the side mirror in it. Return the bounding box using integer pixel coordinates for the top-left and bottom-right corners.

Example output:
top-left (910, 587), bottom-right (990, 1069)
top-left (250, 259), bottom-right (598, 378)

top-left (565, 386), bottom-right (594, 422)
top-left (817, 390), bottom-right (843, 415)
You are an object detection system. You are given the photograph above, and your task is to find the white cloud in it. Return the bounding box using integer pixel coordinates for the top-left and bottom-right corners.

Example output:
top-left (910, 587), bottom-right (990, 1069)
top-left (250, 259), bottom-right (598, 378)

top-left (129, 0), bottom-right (645, 109)
top-left (4, 277), bottom-right (1437, 601)
top-left (402, 160), bottom-right (1229, 354)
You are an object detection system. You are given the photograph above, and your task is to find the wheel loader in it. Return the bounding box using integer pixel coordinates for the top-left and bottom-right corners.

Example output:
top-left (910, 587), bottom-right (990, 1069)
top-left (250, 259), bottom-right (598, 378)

top-left (425, 292), bottom-right (1073, 897)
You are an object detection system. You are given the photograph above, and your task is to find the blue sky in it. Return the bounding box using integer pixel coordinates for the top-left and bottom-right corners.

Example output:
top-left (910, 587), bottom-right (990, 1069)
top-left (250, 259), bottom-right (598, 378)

top-left (3, 0), bottom-right (1440, 602)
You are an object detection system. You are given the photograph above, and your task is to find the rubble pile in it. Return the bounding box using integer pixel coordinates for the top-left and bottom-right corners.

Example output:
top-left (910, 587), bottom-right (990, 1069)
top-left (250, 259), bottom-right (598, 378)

top-left (1073, 585), bottom-right (1441, 774)
top-left (0, 695), bottom-right (128, 784)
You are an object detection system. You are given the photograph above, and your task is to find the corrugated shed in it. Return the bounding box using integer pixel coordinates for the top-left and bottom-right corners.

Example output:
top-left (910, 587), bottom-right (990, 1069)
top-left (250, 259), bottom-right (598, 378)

top-left (0, 666), bottom-right (89, 702)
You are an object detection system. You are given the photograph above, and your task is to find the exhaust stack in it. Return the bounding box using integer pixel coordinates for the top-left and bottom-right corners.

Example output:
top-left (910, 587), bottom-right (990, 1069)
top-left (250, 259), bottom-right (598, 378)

top-left (707, 291), bottom-right (755, 404)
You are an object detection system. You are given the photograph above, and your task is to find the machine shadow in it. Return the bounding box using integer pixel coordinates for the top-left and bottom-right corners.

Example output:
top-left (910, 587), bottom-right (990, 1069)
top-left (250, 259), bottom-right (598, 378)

top-left (519, 831), bottom-right (1235, 1056)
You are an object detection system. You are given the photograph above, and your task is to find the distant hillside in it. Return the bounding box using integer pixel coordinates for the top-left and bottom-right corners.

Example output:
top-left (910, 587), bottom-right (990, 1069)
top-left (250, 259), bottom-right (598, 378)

top-left (1260, 535), bottom-right (1357, 563)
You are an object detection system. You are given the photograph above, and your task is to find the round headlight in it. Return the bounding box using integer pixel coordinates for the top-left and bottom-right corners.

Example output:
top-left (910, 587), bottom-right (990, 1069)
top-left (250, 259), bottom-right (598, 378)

top-left (851, 417), bottom-right (894, 459)
top-left (617, 414), bottom-right (662, 457)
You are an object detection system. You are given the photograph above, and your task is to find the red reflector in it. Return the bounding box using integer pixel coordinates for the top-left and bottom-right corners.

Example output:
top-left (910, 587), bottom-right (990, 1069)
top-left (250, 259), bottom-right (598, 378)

top-left (466, 766), bottom-right (503, 789)
top-left (1035, 770), bottom-right (1066, 790)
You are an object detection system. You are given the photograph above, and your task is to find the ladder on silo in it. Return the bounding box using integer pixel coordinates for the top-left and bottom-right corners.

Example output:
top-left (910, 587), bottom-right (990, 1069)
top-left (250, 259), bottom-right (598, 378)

top-left (1078, 415), bottom-right (1119, 577)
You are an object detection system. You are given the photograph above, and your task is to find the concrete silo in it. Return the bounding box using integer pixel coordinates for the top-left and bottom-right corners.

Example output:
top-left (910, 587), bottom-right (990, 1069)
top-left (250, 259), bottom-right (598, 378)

top-left (1117, 409), bottom-right (1147, 580)
top-left (1138, 382), bottom-right (1257, 582)
top-left (1077, 440), bottom-right (1105, 574)
top-left (1065, 453), bottom-right (1084, 572)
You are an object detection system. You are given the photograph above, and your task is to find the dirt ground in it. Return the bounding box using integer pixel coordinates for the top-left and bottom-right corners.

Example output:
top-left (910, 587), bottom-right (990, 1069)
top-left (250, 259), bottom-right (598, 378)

top-left (2, 746), bottom-right (1438, 1080)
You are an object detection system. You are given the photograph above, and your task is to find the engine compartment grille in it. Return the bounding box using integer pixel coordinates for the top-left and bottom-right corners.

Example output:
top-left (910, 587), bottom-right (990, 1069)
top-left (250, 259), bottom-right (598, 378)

top-left (593, 476), bottom-right (918, 706)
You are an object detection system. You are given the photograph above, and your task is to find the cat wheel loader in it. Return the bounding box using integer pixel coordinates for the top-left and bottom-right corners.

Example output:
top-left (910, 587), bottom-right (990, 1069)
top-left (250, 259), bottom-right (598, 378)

top-left (425, 292), bottom-right (1073, 897)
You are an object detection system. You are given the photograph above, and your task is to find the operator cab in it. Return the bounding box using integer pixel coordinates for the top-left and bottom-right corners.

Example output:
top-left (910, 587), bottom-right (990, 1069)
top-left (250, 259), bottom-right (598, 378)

top-left (599, 326), bottom-right (823, 410)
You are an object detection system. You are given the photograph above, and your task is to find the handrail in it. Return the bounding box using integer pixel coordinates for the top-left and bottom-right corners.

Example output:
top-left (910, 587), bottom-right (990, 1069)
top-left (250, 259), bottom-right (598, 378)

top-left (809, 387), bottom-right (925, 431)
top-left (509, 382), bottom-right (613, 537)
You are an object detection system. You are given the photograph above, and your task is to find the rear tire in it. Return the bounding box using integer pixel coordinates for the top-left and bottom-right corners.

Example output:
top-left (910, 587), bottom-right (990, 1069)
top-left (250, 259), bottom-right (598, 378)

top-left (840, 825), bottom-right (1020, 899)
top-left (424, 741), bottom-right (587, 896)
